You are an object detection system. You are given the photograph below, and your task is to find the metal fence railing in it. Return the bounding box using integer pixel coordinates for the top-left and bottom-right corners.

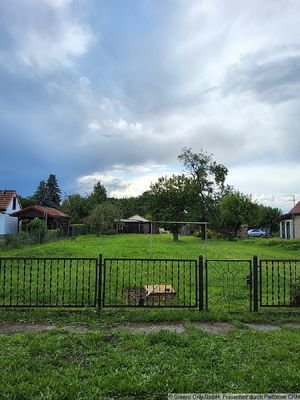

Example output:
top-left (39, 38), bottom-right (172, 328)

top-left (259, 259), bottom-right (300, 308)
top-left (0, 257), bottom-right (98, 307)
top-left (0, 255), bottom-right (299, 311)
top-left (102, 258), bottom-right (199, 308)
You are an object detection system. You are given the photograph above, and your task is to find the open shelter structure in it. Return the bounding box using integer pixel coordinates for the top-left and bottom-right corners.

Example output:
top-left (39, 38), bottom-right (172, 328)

top-left (10, 206), bottom-right (71, 236)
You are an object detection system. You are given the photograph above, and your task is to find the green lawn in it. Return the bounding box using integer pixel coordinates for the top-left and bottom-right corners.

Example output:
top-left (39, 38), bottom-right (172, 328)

top-left (0, 322), bottom-right (299, 399)
top-left (1, 233), bottom-right (300, 259)
top-left (0, 235), bottom-right (300, 398)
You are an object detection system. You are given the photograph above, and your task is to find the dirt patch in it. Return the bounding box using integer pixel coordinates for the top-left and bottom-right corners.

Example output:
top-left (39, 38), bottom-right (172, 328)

top-left (0, 322), bottom-right (89, 334)
top-left (192, 322), bottom-right (233, 334)
top-left (284, 323), bottom-right (300, 329)
top-left (118, 322), bottom-right (185, 334)
top-left (244, 323), bottom-right (280, 332)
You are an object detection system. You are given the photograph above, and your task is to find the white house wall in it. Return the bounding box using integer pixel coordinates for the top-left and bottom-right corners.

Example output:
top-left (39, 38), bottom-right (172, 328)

top-left (0, 213), bottom-right (5, 234)
top-left (280, 216), bottom-right (300, 239)
top-left (294, 216), bottom-right (300, 239)
top-left (0, 197), bottom-right (21, 235)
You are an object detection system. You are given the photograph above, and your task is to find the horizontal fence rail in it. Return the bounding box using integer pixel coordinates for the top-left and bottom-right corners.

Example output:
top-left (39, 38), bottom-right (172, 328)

top-left (102, 258), bottom-right (199, 308)
top-left (259, 259), bottom-right (300, 308)
top-left (0, 258), bottom-right (98, 307)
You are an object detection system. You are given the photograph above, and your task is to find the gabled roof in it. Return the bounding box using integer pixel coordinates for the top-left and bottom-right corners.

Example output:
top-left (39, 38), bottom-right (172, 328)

top-left (121, 214), bottom-right (149, 223)
top-left (10, 205), bottom-right (70, 219)
top-left (289, 201), bottom-right (300, 215)
top-left (275, 201), bottom-right (300, 222)
top-left (0, 190), bottom-right (17, 211)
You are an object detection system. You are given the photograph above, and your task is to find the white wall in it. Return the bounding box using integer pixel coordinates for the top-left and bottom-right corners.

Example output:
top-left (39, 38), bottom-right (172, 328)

top-left (0, 196), bottom-right (21, 235)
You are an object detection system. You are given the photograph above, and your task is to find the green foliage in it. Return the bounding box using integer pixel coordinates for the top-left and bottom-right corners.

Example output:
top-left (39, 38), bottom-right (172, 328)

top-left (178, 147), bottom-right (229, 221)
top-left (148, 174), bottom-right (194, 241)
top-left (28, 218), bottom-right (48, 243)
top-left (18, 195), bottom-right (36, 208)
top-left (33, 174), bottom-right (61, 208)
top-left (34, 180), bottom-right (49, 206)
top-left (87, 181), bottom-right (107, 210)
top-left (290, 278), bottom-right (300, 306)
top-left (46, 174), bottom-right (61, 208)
top-left (86, 201), bottom-right (121, 235)
top-left (61, 194), bottom-right (89, 223)
top-left (219, 191), bottom-right (257, 238)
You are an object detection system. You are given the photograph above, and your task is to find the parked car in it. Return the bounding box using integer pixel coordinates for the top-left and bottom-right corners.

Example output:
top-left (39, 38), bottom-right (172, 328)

top-left (247, 229), bottom-right (267, 237)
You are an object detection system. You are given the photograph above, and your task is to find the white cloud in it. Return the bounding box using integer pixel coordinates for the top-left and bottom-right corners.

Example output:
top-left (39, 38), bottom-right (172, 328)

top-left (0, 1), bottom-right (94, 73)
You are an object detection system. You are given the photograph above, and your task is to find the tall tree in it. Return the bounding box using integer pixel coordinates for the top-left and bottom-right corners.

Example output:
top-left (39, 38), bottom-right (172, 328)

top-left (86, 201), bottom-right (121, 235)
top-left (46, 174), bottom-right (61, 208)
top-left (219, 191), bottom-right (257, 238)
top-left (87, 181), bottom-right (107, 210)
top-left (34, 180), bottom-right (49, 206)
top-left (148, 174), bottom-right (194, 241)
top-left (61, 193), bottom-right (89, 223)
top-left (178, 147), bottom-right (228, 221)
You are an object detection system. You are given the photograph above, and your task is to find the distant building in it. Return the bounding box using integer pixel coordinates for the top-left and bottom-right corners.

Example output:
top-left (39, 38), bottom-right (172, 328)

top-left (0, 190), bottom-right (21, 238)
top-left (118, 215), bottom-right (155, 234)
top-left (276, 201), bottom-right (300, 239)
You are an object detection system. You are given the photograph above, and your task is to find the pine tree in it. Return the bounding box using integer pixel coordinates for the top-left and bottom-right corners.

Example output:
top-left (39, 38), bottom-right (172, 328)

top-left (34, 180), bottom-right (49, 206)
top-left (46, 174), bottom-right (61, 208)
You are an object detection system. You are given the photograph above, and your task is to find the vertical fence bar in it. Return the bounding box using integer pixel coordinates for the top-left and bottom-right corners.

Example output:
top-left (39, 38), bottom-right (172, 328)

top-left (98, 254), bottom-right (102, 309)
top-left (253, 256), bottom-right (258, 312)
top-left (198, 256), bottom-right (204, 311)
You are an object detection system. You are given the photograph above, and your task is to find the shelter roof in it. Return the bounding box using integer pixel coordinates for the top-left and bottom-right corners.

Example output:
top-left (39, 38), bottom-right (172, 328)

top-left (121, 214), bottom-right (149, 223)
top-left (10, 205), bottom-right (70, 219)
top-left (0, 190), bottom-right (17, 211)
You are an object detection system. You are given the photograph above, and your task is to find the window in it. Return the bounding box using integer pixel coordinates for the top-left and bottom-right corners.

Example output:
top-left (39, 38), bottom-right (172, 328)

top-left (12, 197), bottom-right (16, 210)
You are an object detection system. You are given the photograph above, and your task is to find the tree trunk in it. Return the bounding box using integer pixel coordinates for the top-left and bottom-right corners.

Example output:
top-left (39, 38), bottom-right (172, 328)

top-left (172, 231), bottom-right (179, 241)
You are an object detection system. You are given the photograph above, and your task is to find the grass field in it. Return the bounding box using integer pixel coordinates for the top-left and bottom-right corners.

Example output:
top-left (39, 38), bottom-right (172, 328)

top-left (2, 232), bottom-right (300, 258)
top-left (1, 234), bottom-right (300, 311)
top-left (0, 235), bottom-right (300, 398)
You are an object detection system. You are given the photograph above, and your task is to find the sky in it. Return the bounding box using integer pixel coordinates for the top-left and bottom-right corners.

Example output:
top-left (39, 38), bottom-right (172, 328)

top-left (0, 0), bottom-right (300, 212)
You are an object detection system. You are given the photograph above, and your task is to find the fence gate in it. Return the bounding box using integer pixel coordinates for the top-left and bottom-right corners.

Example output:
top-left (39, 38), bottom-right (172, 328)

top-left (259, 259), bottom-right (300, 308)
top-left (205, 259), bottom-right (253, 312)
top-left (101, 258), bottom-right (199, 308)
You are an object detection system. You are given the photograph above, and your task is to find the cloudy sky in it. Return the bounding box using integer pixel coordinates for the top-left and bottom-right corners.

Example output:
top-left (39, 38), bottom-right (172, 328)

top-left (0, 0), bottom-right (300, 212)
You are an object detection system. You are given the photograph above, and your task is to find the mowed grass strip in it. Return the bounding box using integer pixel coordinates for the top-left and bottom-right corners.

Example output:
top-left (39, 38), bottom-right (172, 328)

top-left (0, 327), bottom-right (299, 399)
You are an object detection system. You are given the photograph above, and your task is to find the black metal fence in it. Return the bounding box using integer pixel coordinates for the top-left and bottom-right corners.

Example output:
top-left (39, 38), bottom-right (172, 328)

top-left (102, 258), bottom-right (199, 308)
top-left (0, 255), bottom-right (299, 310)
top-left (0, 257), bottom-right (98, 307)
top-left (259, 259), bottom-right (300, 308)
top-left (204, 259), bottom-right (253, 312)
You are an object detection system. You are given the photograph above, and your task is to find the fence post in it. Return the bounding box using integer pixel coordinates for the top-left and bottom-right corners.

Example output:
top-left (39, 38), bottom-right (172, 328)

top-left (253, 255), bottom-right (258, 312)
top-left (198, 255), bottom-right (204, 311)
top-left (98, 254), bottom-right (102, 309)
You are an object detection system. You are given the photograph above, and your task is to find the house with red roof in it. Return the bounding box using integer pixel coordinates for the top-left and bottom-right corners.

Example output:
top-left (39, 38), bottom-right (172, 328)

top-left (0, 190), bottom-right (22, 237)
top-left (276, 201), bottom-right (300, 239)
top-left (10, 205), bottom-right (71, 236)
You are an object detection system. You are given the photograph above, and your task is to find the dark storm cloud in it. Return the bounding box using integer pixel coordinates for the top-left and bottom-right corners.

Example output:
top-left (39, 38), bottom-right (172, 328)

top-left (224, 48), bottom-right (300, 103)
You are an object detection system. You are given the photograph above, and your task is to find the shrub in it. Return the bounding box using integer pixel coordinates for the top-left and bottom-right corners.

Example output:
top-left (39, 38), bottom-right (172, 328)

top-left (28, 218), bottom-right (47, 243)
top-left (290, 278), bottom-right (300, 306)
